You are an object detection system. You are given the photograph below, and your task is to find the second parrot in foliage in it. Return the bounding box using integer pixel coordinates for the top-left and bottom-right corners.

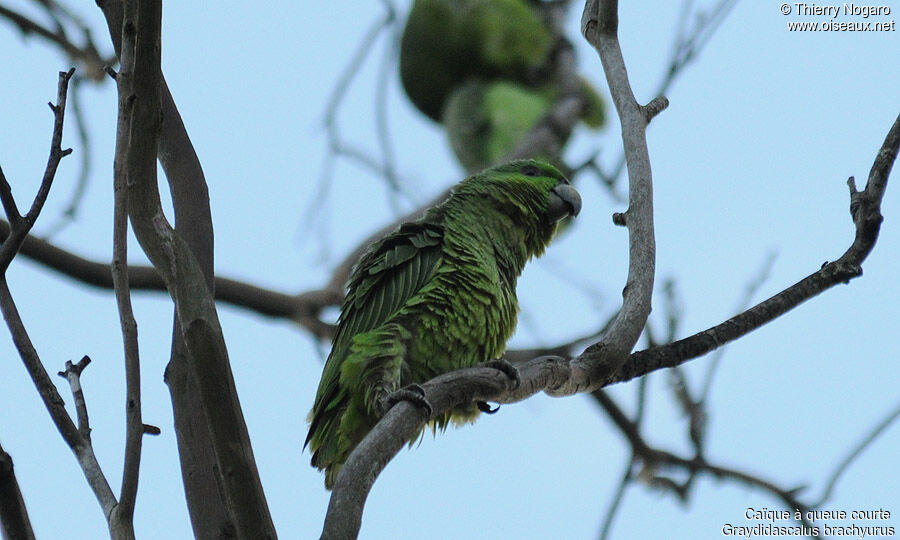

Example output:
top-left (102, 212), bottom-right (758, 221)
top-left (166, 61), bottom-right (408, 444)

top-left (443, 79), bottom-right (605, 173)
top-left (399, 0), bottom-right (606, 172)
top-left (399, 0), bottom-right (553, 122)
top-left (305, 160), bottom-right (582, 488)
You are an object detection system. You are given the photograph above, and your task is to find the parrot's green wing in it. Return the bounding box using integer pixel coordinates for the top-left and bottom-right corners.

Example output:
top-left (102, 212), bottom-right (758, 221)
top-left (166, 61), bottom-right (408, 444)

top-left (338, 220), bottom-right (444, 352)
top-left (304, 215), bottom-right (445, 461)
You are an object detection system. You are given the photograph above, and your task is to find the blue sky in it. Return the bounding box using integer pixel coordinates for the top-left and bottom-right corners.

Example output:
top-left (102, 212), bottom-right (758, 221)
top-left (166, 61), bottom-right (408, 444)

top-left (0, 1), bottom-right (898, 538)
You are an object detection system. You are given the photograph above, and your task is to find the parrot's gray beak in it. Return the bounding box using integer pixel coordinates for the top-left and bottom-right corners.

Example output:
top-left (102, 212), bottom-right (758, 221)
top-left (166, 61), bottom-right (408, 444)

top-left (548, 183), bottom-right (582, 222)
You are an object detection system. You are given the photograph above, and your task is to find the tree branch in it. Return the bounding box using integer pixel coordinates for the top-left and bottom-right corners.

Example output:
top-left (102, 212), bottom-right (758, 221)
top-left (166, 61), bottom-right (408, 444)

top-left (567, 0), bottom-right (659, 389)
top-left (592, 387), bottom-right (822, 538)
top-left (0, 221), bottom-right (343, 338)
top-left (812, 398), bottom-right (900, 507)
top-left (56, 356), bottom-right (93, 441)
top-left (319, 75), bottom-right (900, 540)
top-left (110, 1), bottom-right (275, 536)
top-left (0, 65), bottom-right (126, 522)
top-left (0, 68), bottom-right (74, 274)
top-left (96, 0), bottom-right (233, 530)
top-left (107, 78), bottom-right (143, 536)
top-left (0, 439), bottom-right (36, 540)
top-left (611, 111), bottom-right (900, 384)
top-left (0, 5), bottom-right (110, 80)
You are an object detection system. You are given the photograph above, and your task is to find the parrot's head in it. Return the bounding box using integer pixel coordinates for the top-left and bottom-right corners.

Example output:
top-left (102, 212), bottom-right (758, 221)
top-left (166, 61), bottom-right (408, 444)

top-left (456, 159), bottom-right (581, 256)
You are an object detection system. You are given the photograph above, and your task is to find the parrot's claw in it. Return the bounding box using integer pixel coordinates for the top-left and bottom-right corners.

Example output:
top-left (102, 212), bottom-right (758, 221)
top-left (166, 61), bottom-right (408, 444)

top-left (381, 384), bottom-right (433, 418)
top-left (474, 359), bottom-right (519, 414)
top-left (477, 401), bottom-right (500, 414)
top-left (481, 358), bottom-right (521, 390)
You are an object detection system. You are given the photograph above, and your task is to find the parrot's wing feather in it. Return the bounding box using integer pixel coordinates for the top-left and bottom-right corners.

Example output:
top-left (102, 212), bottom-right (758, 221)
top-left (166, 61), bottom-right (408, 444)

top-left (338, 219), bottom-right (444, 346)
top-left (305, 216), bottom-right (444, 450)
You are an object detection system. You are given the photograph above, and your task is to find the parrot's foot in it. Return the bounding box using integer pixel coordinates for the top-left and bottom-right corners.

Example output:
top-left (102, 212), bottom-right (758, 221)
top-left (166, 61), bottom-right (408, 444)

top-left (481, 358), bottom-right (521, 390)
top-left (474, 359), bottom-right (520, 415)
top-left (380, 384), bottom-right (433, 418)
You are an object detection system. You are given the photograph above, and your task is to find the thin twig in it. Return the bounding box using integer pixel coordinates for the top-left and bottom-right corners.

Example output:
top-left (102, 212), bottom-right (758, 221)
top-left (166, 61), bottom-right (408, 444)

top-left (0, 66), bottom-right (118, 521)
top-left (57, 355), bottom-right (93, 441)
top-left (374, 0), bottom-right (401, 209)
top-left (322, 1), bottom-right (399, 188)
top-left (109, 94), bottom-right (143, 530)
top-left (595, 385), bottom-right (822, 536)
top-left (812, 398), bottom-right (900, 507)
top-left (596, 0), bottom-right (739, 197)
top-left (598, 457), bottom-right (632, 540)
top-left (302, 1), bottom-right (405, 265)
top-left (0, 68), bottom-right (74, 274)
top-left (44, 74), bottom-right (93, 238)
top-left (699, 249), bottom-right (777, 401)
top-left (0, 4), bottom-right (110, 80)
top-left (0, 278), bottom-right (117, 517)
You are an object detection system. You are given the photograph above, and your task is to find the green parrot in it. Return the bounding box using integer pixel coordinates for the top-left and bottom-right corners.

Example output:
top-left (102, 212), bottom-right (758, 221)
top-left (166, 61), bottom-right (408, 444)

top-left (400, 0), bottom-right (607, 173)
top-left (399, 0), bottom-right (553, 122)
top-left (305, 160), bottom-right (582, 488)
top-left (443, 79), bottom-right (606, 173)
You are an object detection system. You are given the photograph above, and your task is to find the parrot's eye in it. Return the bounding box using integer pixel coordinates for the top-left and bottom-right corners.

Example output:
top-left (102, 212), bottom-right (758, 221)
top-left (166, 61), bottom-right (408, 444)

top-left (521, 165), bottom-right (540, 177)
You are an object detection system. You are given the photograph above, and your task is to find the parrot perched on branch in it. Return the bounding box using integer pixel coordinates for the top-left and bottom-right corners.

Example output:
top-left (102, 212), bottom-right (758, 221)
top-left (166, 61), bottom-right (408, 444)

top-left (304, 160), bottom-right (582, 488)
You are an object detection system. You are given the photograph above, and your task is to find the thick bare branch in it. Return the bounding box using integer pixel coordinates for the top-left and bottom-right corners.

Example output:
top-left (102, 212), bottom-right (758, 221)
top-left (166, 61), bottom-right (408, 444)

top-left (566, 0), bottom-right (659, 389)
top-left (597, 455), bottom-right (632, 540)
top-left (109, 1), bottom-right (275, 536)
top-left (98, 2), bottom-right (232, 527)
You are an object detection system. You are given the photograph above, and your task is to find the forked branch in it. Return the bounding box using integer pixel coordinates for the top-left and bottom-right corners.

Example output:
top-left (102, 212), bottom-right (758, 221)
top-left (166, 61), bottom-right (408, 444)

top-left (321, 0), bottom-right (663, 536)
